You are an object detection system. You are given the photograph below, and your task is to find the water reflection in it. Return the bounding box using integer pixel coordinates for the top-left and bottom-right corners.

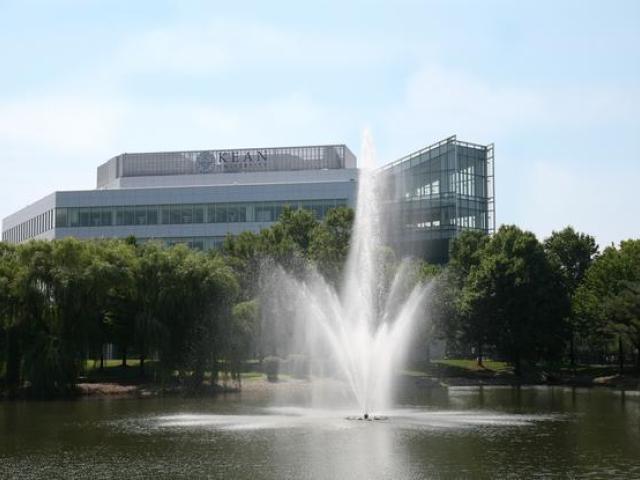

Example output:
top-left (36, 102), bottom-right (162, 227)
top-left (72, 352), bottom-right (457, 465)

top-left (1, 386), bottom-right (639, 479)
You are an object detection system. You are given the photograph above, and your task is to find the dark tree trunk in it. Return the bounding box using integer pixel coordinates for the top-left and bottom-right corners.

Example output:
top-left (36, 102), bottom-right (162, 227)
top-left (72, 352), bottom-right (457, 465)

top-left (139, 353), bottom-right (145, 378)
top-left (210, 350), bottom-right (219, 385)
top-left (476, 343), bottom-right (484, 368)
top-left (122, 345), bottom-right (128, 368)
top-left (5, 326), bottom-right (21, 393)
top-left (569, 331), bottom-right (576, 370)
top-left (618, 337), bottom-right (624, 375)
top-left (514, 353), bottom-right (522, 377)
top-left (190, 362), bottom-right (205, 391)
top-left (99, 352), bottom-right (104, 371)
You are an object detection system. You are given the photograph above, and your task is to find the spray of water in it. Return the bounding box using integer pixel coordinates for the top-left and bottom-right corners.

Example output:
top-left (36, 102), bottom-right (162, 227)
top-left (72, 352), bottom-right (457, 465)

top-left (267, 130), bottom-right (430, 416)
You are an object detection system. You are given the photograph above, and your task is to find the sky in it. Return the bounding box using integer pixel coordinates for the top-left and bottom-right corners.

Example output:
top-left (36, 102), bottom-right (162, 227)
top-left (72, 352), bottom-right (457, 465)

top-left (0, 0), bottom-right (638, 248)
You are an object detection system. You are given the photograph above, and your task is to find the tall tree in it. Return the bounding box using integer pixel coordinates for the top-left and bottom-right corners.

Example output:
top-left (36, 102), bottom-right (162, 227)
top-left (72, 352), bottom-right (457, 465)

top-left (575, 240), bottom-right (640, 372)
top-left (446, 230), bottom-right (490, 364)
top-left (461, 225), bottom-right (569, 375)
top-left (544, 227), bottom-right (598, 367)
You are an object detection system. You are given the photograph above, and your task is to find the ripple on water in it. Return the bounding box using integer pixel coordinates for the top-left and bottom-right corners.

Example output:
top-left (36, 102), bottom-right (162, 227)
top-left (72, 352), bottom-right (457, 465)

top-left (121, 407), bottom-right (563, 434)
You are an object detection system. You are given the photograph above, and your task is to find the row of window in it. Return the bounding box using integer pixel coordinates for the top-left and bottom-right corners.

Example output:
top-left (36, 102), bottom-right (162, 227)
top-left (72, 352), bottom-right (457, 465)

top-left (2, 209), bottom-right (55, 244)
top-left (2, 199), bottom-right (348, 244)
top-left (54, 199), bottom-right (348, 228)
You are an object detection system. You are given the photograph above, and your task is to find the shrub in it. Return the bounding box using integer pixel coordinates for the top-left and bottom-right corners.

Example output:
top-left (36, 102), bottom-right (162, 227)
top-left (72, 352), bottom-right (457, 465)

top-left (263, 356), bottom-right (280, 382)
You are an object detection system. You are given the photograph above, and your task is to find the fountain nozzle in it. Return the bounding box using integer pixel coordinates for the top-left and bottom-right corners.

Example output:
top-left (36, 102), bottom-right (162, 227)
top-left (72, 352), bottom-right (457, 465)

top-left (363, 413), bottom-right (369, 420)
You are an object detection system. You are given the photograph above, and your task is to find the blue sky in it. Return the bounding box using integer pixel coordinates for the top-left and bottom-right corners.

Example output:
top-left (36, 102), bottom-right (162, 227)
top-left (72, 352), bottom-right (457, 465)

top-left (1, 0), bottom-right (638, 247)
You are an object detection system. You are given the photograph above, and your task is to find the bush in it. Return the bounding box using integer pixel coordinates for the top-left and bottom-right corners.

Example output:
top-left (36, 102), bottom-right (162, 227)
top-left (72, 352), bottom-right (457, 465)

top-left (263, 356), bottom-right (280, 382)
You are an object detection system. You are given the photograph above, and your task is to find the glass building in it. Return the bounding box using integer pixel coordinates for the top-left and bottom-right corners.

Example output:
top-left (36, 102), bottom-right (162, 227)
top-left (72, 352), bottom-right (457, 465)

top-left (2, 137), bottom-right (494, 263)
top-left (380, 136), bottom-right (495, 263)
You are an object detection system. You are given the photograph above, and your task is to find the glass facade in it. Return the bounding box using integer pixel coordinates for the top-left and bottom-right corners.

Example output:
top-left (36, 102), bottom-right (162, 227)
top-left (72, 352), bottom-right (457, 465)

top-left (4, 199), bottom-right (347, 245)
top-left (380, 136), bottom-right (495, 263)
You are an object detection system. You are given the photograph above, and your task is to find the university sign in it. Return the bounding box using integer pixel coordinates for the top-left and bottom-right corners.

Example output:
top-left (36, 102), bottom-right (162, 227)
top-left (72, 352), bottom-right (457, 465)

top-left (195, 150), bottom-right (268, 173)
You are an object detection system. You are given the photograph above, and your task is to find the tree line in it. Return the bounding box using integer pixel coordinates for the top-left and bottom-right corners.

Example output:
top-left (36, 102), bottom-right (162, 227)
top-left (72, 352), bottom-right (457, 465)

top-left (1, 205), bottom-right (638, 397)
top-left (430, 226), bottom-right (640, 375)
top-left (0, 207), bottom-right (354, 397)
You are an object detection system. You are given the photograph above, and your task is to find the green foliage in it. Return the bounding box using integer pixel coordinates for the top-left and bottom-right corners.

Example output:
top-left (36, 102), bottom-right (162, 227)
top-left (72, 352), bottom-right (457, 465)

top-left (543, 227), bottom-right (598, 364)
top-left (575, 240), bottom-right (640, 367)
top-left (544, 227), bottom-right (598, 294)
top-left (0, 238), bottom-right (240, 396)
top-left (1, 209), bottom-right (636, 396)
top-left (461, 226), bottom-right (570, 373)
top-left (309, 207), bottom-right (354, 282)
top-left (449, 230), bottom-right (490, 280)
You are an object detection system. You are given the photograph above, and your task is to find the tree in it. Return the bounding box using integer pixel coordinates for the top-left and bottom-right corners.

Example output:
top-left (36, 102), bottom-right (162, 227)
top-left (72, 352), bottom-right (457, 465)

top-left (449, 230), bottom-right (490, 281)
top-left (575, 240), bottom-right (640, 372)
top-left (443, 230), bottom-right (490, 364)
top-left (544, 227), bottom-right (598, 367)
top-left (225, 300), bottom-right (260, 387)
top-left (461, 225), bottom-right (569, 375)
top-left (274, 207), bottom-right (318, 255)
top-left (0, 243), bottom-right (20, 394)
top-left (309, 206), bottom-right (354, 283)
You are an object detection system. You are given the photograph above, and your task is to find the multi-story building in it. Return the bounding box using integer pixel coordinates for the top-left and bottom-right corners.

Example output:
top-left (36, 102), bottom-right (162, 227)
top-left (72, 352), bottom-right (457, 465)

top-left (1, 136), bottom-right (494, 263)
top-left (381, 136), bottom-right (495, 263)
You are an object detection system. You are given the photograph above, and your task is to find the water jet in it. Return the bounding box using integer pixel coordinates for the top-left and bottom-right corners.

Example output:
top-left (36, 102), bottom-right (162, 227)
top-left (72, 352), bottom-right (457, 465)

top-left (272, 130), bottom-right (429, 417)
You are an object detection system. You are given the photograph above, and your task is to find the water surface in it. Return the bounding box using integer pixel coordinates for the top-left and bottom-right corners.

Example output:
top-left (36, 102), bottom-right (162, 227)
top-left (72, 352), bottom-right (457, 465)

top-left (1, 385), bottom-right (638, 479)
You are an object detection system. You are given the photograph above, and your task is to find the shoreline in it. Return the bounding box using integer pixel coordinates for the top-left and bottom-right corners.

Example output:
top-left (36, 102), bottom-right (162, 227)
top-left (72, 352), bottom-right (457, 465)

top-left (2, 372), bottom-right (639, 401)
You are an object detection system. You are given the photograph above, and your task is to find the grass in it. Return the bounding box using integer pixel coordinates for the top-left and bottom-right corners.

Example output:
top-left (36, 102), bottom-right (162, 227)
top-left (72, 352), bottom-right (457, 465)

top-left (85, 359), bottom-right (141, 370)
top-left (82, 359), bottom-right (280, 385)
top-left (432, 358), bottom-right (511, 372)
top-left (402, 359), bottom-right (514, 378)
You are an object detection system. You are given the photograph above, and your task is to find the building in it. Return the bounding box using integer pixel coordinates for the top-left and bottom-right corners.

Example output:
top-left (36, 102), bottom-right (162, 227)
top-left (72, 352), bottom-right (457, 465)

top-left (381, 136), bottom-right (495, 263)
top-left (1, 136), bottom-right (494, 263)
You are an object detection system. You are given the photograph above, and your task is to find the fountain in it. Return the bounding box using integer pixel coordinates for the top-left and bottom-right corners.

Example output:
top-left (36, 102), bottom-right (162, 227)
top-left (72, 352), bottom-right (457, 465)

top-left (270, 130), bottom-right (430, 417)
top-left (110, 133), bottom-right (564, 480)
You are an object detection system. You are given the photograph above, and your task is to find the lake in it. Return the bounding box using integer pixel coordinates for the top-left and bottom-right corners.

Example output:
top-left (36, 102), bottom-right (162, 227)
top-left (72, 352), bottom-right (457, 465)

top-left (1, 384), bottom-right (639, 479)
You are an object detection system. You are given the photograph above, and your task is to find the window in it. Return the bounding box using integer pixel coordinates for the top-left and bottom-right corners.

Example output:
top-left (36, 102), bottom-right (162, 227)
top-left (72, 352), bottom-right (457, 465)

top-left (193, 205), bottom-right (204, 224)
top-left (147, 207), bottom-right (159, 225)
top-left (56, 208), bottom-right (68, 228)
top-left (79, 208), bottom-right (91, 227)
top-left (135, 206), bottom-right (147, 225)
top-left (255, 204), bottom-right (273, 222)
top-left (161, 206), bottom-right (171, 225)
top-left (215, 204), bottom-right (227, 223)
top-left (123, 207), bottom-right (135, 225)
